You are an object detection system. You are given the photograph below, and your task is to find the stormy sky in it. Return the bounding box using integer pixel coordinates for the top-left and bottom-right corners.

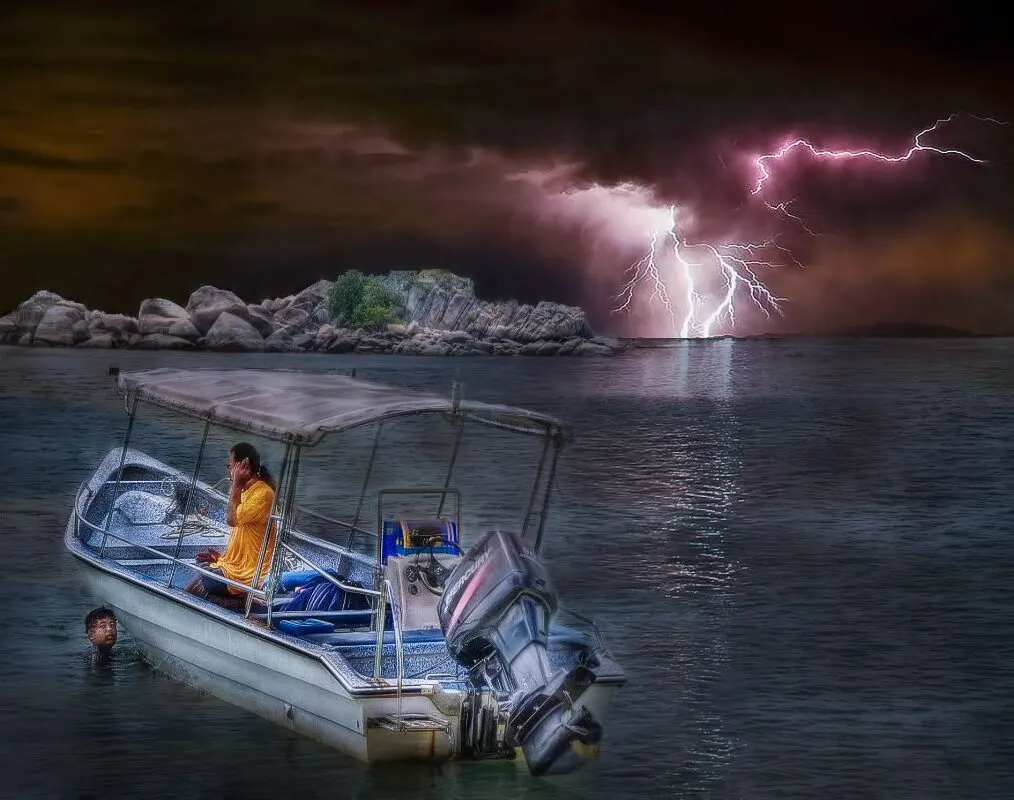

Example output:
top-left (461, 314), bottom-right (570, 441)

top-left (1, 1), bottom-right (1012, 335)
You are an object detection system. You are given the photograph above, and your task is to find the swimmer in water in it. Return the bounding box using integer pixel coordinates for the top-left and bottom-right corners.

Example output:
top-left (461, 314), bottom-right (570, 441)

top-left (84, 606), bottom-right (117, 665)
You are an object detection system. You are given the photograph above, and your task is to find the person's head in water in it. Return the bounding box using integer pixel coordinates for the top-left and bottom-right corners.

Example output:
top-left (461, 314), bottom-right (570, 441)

top-left (227, 442), bottom-right (275, 490)
top-left (85, 607), bottom-right (117, 650)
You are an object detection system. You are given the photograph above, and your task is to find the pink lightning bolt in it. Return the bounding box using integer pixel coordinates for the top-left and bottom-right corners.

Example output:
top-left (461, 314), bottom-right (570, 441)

top-left (751, 113), bottom-right (1002, 198)
top-left (614, 205), bottom-right (785, 337)
top-left (612, 112), bottom-right (1002, 337)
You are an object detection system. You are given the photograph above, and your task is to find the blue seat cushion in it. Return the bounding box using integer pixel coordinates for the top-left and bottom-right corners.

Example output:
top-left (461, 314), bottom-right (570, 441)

top-left (278, 618), bottom-right (336, 636)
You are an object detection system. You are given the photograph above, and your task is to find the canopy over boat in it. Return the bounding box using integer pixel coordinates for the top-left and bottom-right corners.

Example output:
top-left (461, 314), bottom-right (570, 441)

top-left (115, 368), bottom-right (572, 445)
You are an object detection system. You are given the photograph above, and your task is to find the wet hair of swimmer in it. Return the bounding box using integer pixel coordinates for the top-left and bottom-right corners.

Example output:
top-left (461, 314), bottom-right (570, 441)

top-left (230, 442), bottom-right (275, 490)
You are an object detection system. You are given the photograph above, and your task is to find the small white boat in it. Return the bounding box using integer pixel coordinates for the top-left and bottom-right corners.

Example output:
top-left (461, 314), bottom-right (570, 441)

top-left (65, 367), bottom-right (626, 776)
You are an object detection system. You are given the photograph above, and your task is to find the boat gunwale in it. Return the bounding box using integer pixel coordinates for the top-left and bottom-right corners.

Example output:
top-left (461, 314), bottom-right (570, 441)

top-left (65, 529), bottom-right (628, 695)
top-left (65, 518), bottom-right (438, 698)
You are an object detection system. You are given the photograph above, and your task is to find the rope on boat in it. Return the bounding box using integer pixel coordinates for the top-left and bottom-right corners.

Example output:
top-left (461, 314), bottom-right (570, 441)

top-left (158, 514), bottom-right (225, 539)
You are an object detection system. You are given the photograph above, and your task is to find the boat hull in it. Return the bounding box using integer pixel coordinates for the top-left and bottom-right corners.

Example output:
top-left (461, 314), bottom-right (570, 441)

top-left (74, 557), bottom-right (456, 764)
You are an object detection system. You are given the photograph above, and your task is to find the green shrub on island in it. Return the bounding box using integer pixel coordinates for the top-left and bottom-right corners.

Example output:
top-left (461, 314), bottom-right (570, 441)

top-left (326, 271), bottom-right (403, 331)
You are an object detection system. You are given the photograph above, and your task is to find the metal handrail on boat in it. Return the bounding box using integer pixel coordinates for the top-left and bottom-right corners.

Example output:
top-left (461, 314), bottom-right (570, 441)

top-left (73, 483), bottom-right (268, 600)
top-left (391, 577), bottom-right (406, 726)
top-left (76, 482), bottom-right (384, 613)
top-left (373, 581), bottom-right (387, 679)
top-left (290, 505), bottom-right (377, 550)
top-left (275, 540), bottom-right (392, 681)
top-left (276, 541), bottom-right (382, 599)
top-left (74, 485), bottom-right (433, 698)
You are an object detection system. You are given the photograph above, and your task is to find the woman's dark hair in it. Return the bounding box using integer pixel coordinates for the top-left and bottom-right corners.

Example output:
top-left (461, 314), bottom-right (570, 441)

top-left (85, 606), bottom-right (116, 632)
top-left (231, 442), bottom-right (275, 490)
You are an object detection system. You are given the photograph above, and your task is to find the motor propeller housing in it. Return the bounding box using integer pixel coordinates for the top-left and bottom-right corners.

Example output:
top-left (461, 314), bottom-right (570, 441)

top-left (437, 530), bottom-right (603, 776)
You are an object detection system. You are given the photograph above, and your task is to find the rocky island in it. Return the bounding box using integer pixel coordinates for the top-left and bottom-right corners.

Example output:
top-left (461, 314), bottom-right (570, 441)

top-left (0, 270), bottom-right (626, 357)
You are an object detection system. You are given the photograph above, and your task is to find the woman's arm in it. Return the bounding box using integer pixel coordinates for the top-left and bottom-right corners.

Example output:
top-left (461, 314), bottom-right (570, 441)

top-left (226, 481), bottom-right (243, 527)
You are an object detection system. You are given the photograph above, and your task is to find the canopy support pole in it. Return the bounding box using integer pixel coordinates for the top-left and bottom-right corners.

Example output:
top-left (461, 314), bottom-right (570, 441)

top-left (258, 443), bottom-right (298, 625)
top-left (99, 393), bottom-right (138, 558)
top-left (167, 419), bottom-right (211, 588)
top-left (352, 423), bottom-right (383, 530)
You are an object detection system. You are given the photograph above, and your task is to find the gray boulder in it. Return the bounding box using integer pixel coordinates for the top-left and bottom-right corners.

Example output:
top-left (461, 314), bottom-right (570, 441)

top-left (520, 340), bottom-right (562, 356)
top-left (79, 330), bottom-right (142, 349)
top-left (312, 323), bottom-right (337, 350)
top-left (14, 290), bottom-right (67, 341)
top-left (273, 305), bottom-right (312, 331)
top-left (33, 302), bottom-right (89, 346)
top-left (264, 328), bottom-right (298, 353)
top-left (290, 279), bottom-right (330, 310)
top-left (491, 340), bottom-right (522, 356)
top-left (245, 305), bottom-right (276, 338)
top-left (78, 333), bottom-right (118, 348)
top-left (326, 335), bottom-right (357, 354)
top-left (204, 312), bottom-right (266, 352)
top-left (87, 312), bottom-right (140, 347)
top-left (262, 296), bottom-right (288, 314)
top-left (0, 312), bottom-right (19, 344)
top-left (89, 312), bottom-right (139, 336)
top-left (138, 298), bottom-right (200, 340)
top-left (138, 334), bottom-right (196, 350)
top-left (291, 332), bottom-right (315, 351)
top-left (555, 337), bottom-right (583, 355)
top-left (416, 341), bottom-right (452, 356)
top-left (573, 341), bottom-right (614, 357)
top-left (186, 286), bottom-right (251, 335)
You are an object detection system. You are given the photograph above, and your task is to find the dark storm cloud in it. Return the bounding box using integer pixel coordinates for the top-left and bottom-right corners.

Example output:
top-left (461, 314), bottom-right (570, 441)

top-left (0, 147), bottom-right (123, 172)
top-left (0, 2), bottom-right (1012, 332)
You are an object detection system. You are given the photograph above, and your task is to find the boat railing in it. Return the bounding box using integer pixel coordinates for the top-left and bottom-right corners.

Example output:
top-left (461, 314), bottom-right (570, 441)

top-left (75, 485), bottom-right (387, 620)
top-left (390, 577), bottom-right (406, 721)
top-left (272, 541), bottom-right (393, 681)
top-left (275, 541), bottom-right (383, 600)
top-left (73, 483), bottom-right (267, 599)
top-left (77, 485), bottom-right (415, 685)
top-left (93, 475), bottom-right (226, 519)
top-left (290, 505), bottom-right (377, 551)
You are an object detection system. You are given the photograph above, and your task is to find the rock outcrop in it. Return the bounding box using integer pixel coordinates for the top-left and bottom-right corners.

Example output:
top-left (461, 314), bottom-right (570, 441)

top-left (385, 270), bottom-right (592, 342)
top-left (0, 272), bottom-right (627, 356)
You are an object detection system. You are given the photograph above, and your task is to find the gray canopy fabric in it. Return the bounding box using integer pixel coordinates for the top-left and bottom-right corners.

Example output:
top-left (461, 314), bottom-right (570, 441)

top-left (115, 368), bottom-right (571, 445)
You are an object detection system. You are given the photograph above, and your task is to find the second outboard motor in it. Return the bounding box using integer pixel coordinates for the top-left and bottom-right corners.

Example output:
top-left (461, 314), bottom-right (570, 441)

top-left (438, 530), bottom-right (602, 776)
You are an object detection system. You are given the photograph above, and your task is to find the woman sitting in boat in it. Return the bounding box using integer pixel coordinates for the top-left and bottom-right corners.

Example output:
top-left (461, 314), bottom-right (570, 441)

top-left (187, 442), bottom-right (276, 603)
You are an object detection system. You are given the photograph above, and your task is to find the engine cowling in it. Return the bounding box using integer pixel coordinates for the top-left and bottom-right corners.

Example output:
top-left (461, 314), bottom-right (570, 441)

top-left (438, 530), bottom-right (603, 776)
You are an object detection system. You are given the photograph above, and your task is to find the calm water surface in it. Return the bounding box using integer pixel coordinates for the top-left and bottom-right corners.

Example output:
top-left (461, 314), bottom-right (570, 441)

top-left (1, 341), bottom-right (1012, 799)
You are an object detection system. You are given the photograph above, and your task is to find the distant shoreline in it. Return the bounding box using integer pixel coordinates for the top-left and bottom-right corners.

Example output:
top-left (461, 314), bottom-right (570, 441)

top-left (620, 323), bottom-right (1009, 345)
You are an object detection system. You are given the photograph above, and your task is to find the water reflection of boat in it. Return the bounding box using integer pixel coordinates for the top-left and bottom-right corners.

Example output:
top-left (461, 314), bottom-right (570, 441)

top-left (65, 368), bottom-right (626, 776)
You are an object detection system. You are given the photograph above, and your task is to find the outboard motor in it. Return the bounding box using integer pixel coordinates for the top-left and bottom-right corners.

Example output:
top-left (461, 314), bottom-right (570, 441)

top-left (438, 530), bottom-right (602, 776)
